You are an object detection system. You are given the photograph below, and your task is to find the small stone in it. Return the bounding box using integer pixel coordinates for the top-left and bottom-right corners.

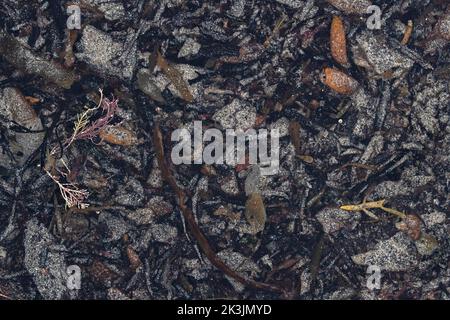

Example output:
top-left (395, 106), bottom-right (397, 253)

top-left (114, 178), bottom-right (145, 207)
top-left (352, 31), bottom-right (414, 79)
top-left (108, 288), bottom-right (130, 300)
top-left (316, 207), bottom-right (360, 234)
top-left (229, 0), bottom-right (246, 17)
top-left (84, 0), bottom-right (126, 21)
top-left (276, 0), bottom-right (304, 9)
top-left (24, 219), bottom-right (68, 300)
top-left (352, 232), bottom-right (418, 271)
top-left (127, 197), bottom-right (173, 225)
top-left (0, 88), bottom-right (45, 168)
top-left (421, 212), bottom-right (446, 227)
top-left (178, 38), bottom-right (201, 58)
top-left (136, 69), bottom-right (165, 103)
top-left (98, 212), bottom-right (131, 242)
top-left (212, 99), bottom-right (256, 131)
top-left (149, 224), bottom-right (178, 244)
top-left (76, 25), bottom-right (137, 80)
top-left (216, 249), bottom-right (261, 292)
top-left (269, 117), bottom-right (290, 138)
top-left (327, 0), bottom-right (372, 15)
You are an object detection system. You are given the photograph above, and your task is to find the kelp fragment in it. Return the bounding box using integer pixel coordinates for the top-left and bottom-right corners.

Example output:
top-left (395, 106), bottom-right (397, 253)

top-left (245, 193), bottom-right (266, 234)
top-left (156, 51), bottom-right (194, 103)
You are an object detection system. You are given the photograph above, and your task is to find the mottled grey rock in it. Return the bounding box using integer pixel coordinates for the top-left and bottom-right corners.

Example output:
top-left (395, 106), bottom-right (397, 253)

top-left (76, 25), bottom-right (137, 80)
top-left (127, 197), bottom-right (173, 225)
top-left (316, 207), bottom-right (360, 234)
top-left (136, 69), bottom-right (165, 103)
top-left (219, 173), bottom-right (240, 196)
top-left (352, 232), bottom-right (418, 271)
top-left (352, 31), bottom-right (414, 79)
top-left (183, 258), bottom-right (209, 280)
top-left (148, 223), bottom-right (178, 244)
top-left (351, 88), bottom-right (377, 140)
top-left (114, 178), bottom-right (145, 207)
top-left (178, 38), bottom-right (201, 58)
top-left (212, 99), bottom-right (256, 131)
top-left (0, 88), bottom-right (44, 168)
top-left (99, 212), bottom-right (131, 242)
top-left (411, 75), bottom-right (450, 135)
top-left (421, 212), bottom-right (446, 228)
top-left (269, 117), bottom-right (290, 138)
top-left (276, 0), bottom-right (304, 9)
top-left (84, 0), bottom-right (126, 21)
top-left (216, 249), bottom-right (261, 292)
top-left (370, 166), bottom-right (435, 199)
top-left (229, 0), bottom-right (246, 17)
top-left (24, 219), bottom-right (67, 300)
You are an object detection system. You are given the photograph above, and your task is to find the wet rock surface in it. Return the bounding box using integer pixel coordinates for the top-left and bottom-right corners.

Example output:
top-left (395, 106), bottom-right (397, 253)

top-left (0, 0), bottom-right (449, 300)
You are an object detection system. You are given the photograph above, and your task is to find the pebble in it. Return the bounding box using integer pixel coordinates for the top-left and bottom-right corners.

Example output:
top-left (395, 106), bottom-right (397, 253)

top-left (352, 232), bottom-right (418, 271)
top-left (127, 197), bottom-right (173, 225)
top-left (0, 88), bottom-right (44, 168)
top-left (216, 249), bottom-right (261, 292)
top-left (316, 207), bottom-right (360, 234)
top-left (76, 25), bottom-right (137, 80)
top-left (24, 219), bottom-right (68, 299)
top-left (212, 99), bottom-right (256, 131)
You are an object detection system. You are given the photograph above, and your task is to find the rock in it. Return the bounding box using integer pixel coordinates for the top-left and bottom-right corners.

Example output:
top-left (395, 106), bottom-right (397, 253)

top-left (212, 99), bottom-right (256, 131)
top-left (244, 165), bottom-right (267, 195)
top-left (316, 207), bottom-right (360, 234)
top-left (0, 32), bottom-right (76, 89)
top-left (325, 287), bottom-right (356, 300)
top-left (136, 69), bottom-right (165, 103)
top-left (114, 178), bottom-right (145, 207)
top-left (370, 165), bottom-right (435, 199)
top-left (183, 258), bottom-right (209, 280)
top-left (0, 246), bottom-right (6, 260)
top-left (24, 219), bottom-right (68, 300)
top-left (421, 212), bottom-right (446, 228)
top-left (98, 212), bottom-right (131, 242)
top-left (108, 288), bottom-right (130, 300)
top-left (351, 88), bottom-right (378, 140)
top-left (411, 75), bottom-right (450, 136)
top-left (219, 173), bottom-right (240, 196)
top-left (76, 25), bottom-right (137, 80)
top-left (352, 31), bottom-right (414, 79)
top-left (148, 224), bottom-right (178, 244)
top-left (269, 117), bottom-right (290, 138)
top-left (178, 38), bottom-right (201, 58)
top-left (276, 0), bottom-right (304, 9)
top-left (0, 88), bottom-right (45, 168)
top-left (229, 0), bottom-right (246, 17)
top-left (147, 158), bottom-right (164, 188)
top-left (327, 0), bottom-right (372, 15)
top-left (352, 232), bottom-right (418, 271)
top-left (216, 249), bottom-right (261, 292)
top-left (360, 132), bottom-right (384, 163)
top-left (127, 197), bottom-right (173, 225)
top-left (84, 0), bottom-right (126, 21)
